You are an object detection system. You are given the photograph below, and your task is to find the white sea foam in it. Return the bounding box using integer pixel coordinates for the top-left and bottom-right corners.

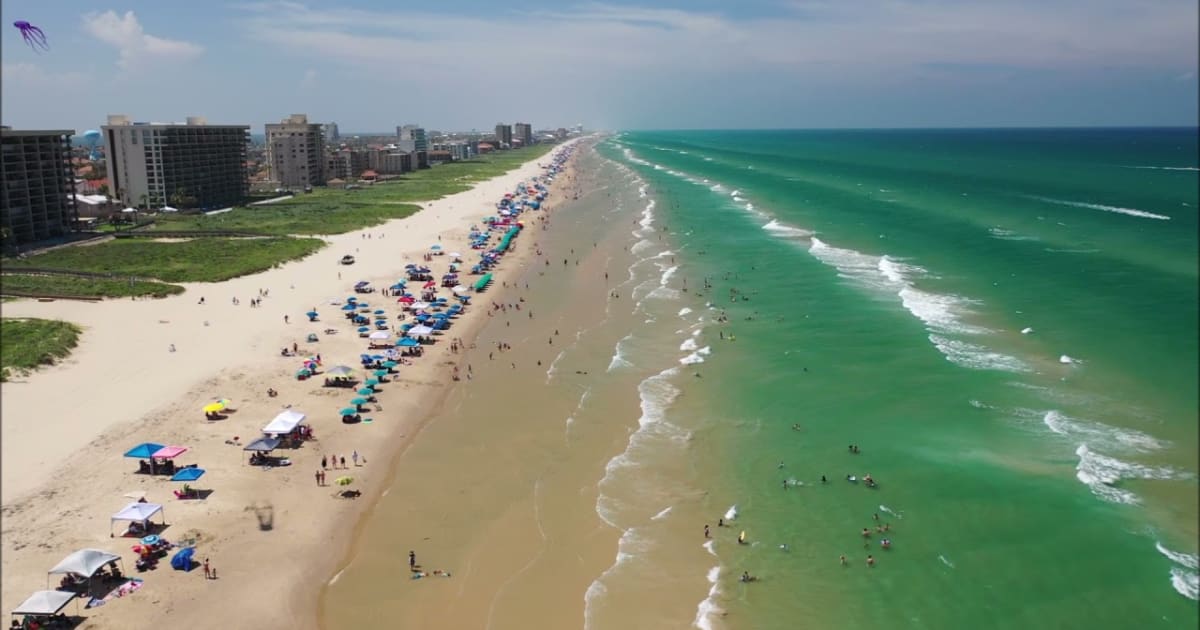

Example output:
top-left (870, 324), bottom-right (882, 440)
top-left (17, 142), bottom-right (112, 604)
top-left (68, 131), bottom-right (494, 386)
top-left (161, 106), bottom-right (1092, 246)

top-left (661, 265), bottom-right (679, 286)
top-left (1125, 165), bottom-right (1200, 172)
top-left (762, 219), bottom-right (813, 238)
top-left (651, 506), bottom-right (673, 521)
top-left (1074, 444), bottom-right (1186, 505)
top-left (723, 505), bottom-right (738, 522)
top-left (1156, 542), bottom-right (1199, 570)
top-left (681, 338), bottom-right (699, 352)
top-left (929, 335), bottom-right (1031, 373)
top-left (646, 286), bottom-right (682, 301)
top-left (680, 346), bottom-right (711, 365)
top-left (1021, 327), bottom-right (1034, 334)
top-left (1042, 411), bottom-right (1166, 453)
top-left (1028, 195), bottom-right (1171, 221)
top-left (678, 307), bottom-right (693, 317)
top-left (988, 227), bottom-right (1039, 241)
top-left (938, 555), bottom-right (956, 569)
top-left (879, 504), bottom-right (903, 519)
top-left (607, 334), bottom-right (635, 372)
top-left (1170, 566), bottom-right (1199, 600)
top-left (693, 565), bottom-right (723, 630)
top-left (1059, 354), bottom-right (1078, 365)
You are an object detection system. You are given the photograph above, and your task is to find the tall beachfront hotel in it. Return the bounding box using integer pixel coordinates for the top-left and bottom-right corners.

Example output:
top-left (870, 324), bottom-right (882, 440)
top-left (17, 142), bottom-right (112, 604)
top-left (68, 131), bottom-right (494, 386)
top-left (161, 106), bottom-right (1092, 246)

top-left (266, 114), bottom-right (327, 189)
top-left (0, 127), bottom-right (78, 247)
top-left (103, 114), bottom-right (250, 210)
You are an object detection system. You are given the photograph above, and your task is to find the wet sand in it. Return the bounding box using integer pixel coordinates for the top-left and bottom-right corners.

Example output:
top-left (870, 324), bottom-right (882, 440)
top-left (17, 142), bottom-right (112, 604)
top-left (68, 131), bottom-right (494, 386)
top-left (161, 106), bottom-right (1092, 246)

top-left (322, 145), bottom-right (658, 627)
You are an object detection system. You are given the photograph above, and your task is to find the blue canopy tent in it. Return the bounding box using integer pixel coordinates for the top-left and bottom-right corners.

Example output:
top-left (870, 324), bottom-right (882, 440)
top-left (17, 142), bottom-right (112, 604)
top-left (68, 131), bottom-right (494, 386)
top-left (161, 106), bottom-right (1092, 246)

top-left (124, 443), bottom-right (165, 459)
top-left (170, 468), bottom-right (206, 482)
top-left (397, 337), bottom-right (421, 348)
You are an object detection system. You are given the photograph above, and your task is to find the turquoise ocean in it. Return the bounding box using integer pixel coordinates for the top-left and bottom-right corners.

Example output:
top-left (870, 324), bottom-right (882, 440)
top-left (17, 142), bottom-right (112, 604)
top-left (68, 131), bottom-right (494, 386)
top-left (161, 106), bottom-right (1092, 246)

top-left (589, 129), bottom-right (1198, 629)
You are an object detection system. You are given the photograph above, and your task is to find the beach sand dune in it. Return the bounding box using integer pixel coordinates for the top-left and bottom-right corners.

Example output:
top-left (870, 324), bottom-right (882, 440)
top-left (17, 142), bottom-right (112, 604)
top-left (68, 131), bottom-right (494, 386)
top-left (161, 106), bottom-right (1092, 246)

top-left (0, 142), bottom-right (582, 629)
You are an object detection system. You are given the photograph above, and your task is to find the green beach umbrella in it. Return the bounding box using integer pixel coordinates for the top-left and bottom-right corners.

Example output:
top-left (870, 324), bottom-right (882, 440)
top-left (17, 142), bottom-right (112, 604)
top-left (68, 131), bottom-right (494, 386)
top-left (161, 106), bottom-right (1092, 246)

top-left (339, 407), bottom-right (357, 416)
top-left (373, 369), bottom-right (388, 377)
top-left (382, 361), bottom-right (398, 368)
top-left (357, 387), bottom-right (374, 396)
top-left (335, 476), bottom-right (354, 486)
top-left (350, 397), bottom-right (368, 405)
top-left (364, 379), bottom-right (379, 386)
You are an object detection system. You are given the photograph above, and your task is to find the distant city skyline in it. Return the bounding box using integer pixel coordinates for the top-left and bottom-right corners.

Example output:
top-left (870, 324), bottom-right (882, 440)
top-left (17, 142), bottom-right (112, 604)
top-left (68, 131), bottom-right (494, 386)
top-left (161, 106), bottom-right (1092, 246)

top-left (2, 0), bottom-right (1196, 132)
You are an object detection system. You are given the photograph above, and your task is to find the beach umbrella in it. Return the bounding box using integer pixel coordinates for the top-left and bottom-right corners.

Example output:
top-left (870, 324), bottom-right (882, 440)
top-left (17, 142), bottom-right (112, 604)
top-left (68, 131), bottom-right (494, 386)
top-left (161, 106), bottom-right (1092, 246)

top-left (430, 244), bottom-right (442, 250)
top-left (335, 476), bottom-right (354, 486)
top-left (357, 326), bottom-right (370, 333)
top-left (327, 365), bottom-right (355, 377)
top-left (202, 401), bottom-right (225, 414)
top-left (339, 407), bottom-right (358, 417)
top-left (398, 338), bottom-right (420, 347)
top-left (342, 304), bottom-right (357, 311)
top-left (373, 369), bottom-right (388, 377)
top-left (350, 397), bottom-right (368, 406)
top-left (306, 311), bottom-right (319, 318)
top-left (368, 331), bottom-right (389, 340)
top-left (373, 309), bottom-right (385, 315)
top-left (382, 360), bottom-right (398, 368)
top-left (357, 388), bottom-right (374, 396)
top-left (296, 368), bottom-right (312, 377)
top-left (364, 379), bottom-right (379, 386)
top-left (170, 467), bottom-right (206, 482)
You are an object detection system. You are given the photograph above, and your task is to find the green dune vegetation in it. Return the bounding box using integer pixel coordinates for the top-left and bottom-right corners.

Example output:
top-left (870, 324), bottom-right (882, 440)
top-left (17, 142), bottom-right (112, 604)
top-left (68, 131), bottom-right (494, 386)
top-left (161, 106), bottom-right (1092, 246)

top-left (0, 273), bottom-right (184, 298)
top-left (3, 237), bottom-right (325, 283)
top-left (0, 318), bottom-right (82, 382)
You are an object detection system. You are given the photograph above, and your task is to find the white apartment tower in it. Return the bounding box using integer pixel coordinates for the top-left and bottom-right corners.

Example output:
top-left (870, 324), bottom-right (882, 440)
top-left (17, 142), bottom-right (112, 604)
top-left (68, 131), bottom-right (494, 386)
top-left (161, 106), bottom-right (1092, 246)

top-left (266, 114), bottom-right (326, 188)
top-left (102, 114), bottom-right (250, 209)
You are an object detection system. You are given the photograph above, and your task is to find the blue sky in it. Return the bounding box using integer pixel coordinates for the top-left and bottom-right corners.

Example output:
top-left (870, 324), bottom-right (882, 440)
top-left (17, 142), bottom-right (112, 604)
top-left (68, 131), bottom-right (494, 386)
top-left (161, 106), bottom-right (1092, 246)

top-left (2, 0), bottom-right (1197, 132)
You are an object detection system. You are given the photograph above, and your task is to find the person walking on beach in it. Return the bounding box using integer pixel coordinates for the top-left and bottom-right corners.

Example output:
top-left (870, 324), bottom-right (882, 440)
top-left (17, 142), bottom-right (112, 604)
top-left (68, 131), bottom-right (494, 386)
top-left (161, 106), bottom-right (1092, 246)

top-left (409, 550), bottom-right (416, 570)
top-left (340, 455), bottom-right (346, 469)
top-left (704, 524), bottom-right (710, 539)
top-left (315, 470), bottom-right (322, 486)
top-left (352, 451), bottom-right (359, 466)
top-left (321, 455), bottom-right (328, 470)
top-left (203, 558), bottom-right (211, 579)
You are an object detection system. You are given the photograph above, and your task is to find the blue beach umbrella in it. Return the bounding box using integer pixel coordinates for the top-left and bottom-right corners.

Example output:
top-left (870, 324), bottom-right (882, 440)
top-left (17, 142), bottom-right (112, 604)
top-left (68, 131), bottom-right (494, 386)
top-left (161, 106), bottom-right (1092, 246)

top-left (374, 309), bottom-right (385, 315)
top-left (350, 397), bottom-right (368, 406)
top-left (339, 408), bottom-right (358, 416)
top-left (342, 304), bottom-right (357, 311)
top-left (357, 388), bottom-right (374, 396)
top-left (397, 337), bottom-right (420, 347)
top-left (373, 369), bottom-right (388, 377)
top-left (306, 311), bottom-right (318, 318)
top-left (364, 378), bottom-right (379, 386)
top-left (124, 442), bottom-right (165, 459)
top-left (357, 326), bottom-right (370, 332)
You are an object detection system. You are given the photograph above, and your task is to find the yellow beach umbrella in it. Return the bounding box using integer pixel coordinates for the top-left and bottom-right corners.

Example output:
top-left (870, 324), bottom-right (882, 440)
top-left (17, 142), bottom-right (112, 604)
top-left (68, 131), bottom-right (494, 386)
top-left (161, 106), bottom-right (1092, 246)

top-left (202, 402), bottom-right (225, 414)
top-left (335, 476), bottom-right (354, 486)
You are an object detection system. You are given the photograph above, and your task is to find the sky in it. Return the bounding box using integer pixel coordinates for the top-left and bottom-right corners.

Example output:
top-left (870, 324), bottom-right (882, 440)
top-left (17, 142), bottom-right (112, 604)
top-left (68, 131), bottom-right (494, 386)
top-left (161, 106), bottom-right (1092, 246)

top-left (2, 0), bottom-right (1197, 132)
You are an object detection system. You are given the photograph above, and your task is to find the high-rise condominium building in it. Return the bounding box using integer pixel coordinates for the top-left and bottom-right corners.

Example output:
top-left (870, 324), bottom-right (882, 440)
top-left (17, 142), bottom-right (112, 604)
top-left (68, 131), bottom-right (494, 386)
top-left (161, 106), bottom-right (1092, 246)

top-left (266, 114), bottom-right (326, 188)
top-left (322, 122), bottom-right (340, 143)
top-left (103, 115), bottom-right (249, 209)
top-left (396, 125), bottom-right (428, 154)
top-left (514, 123), bottom-right (533, 147)
top-left (494, 124), bottom-right (513, 148)
top-left (1, 127), bottom-right (78, 246)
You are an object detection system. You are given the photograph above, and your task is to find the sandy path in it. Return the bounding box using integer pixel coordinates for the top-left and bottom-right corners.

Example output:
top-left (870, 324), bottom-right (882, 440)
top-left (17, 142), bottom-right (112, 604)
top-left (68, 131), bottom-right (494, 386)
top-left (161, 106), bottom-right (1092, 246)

top-left (0, 139), bottom-right (584, 628)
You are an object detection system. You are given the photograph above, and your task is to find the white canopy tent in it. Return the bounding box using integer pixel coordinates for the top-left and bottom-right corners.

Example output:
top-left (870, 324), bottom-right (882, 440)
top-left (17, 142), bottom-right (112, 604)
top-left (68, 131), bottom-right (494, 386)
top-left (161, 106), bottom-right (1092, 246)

top-left (262, 409), bottom-right (306, 435)
top-left (452, 286), bottom-right (470, 295)
top-left (120, 207), bottom-right (138, 214)
top-left (406, 325), bottom-right (434, 337)
top-left (368, 331), bottom-right (390, 340)
top-left (110, 502), bottom-right (165, 535)
top-left (47, 549), bottom-right (121, 577)
top-left (11, 589), bottom-right (77, 617)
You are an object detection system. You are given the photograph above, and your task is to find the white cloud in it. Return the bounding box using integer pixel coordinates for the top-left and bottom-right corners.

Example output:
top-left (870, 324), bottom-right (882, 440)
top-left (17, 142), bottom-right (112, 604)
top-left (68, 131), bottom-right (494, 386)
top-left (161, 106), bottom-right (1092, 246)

top-left (1, 62), bottom-right (87, 87)
top-left (82, 10), bottom-right (204, 70)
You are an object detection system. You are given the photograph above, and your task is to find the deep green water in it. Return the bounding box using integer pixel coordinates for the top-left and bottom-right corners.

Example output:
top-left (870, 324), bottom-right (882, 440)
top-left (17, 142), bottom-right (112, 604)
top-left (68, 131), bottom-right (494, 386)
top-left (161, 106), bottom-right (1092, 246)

top-left (596, 129), bottom-right (1198, 629)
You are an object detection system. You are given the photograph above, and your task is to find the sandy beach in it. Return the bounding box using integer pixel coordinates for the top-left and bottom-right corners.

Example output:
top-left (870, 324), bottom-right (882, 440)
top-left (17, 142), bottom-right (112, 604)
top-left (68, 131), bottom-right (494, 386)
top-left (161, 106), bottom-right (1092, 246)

top-left (0, 139), bottom-right (583, 629)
